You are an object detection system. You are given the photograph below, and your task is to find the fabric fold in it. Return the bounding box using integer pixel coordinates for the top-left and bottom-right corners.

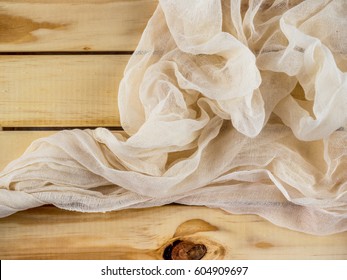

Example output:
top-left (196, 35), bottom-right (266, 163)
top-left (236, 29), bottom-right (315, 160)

top-left (1, 0), bottom-right (346, 235)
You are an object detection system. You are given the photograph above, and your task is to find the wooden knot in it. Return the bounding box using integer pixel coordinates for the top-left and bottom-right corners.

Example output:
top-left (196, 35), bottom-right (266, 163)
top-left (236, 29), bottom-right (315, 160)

top-left (163, 240), bottom-right (207, 260)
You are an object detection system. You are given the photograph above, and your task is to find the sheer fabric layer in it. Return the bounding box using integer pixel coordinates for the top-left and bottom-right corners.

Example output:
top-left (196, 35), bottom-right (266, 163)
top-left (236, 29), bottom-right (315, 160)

top-left (0, 0), bottom-right (346, 235)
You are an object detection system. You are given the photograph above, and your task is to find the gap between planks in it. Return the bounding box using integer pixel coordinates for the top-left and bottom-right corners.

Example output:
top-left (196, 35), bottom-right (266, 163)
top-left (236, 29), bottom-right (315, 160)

top-left (0, 51), bottom-right (133, 55)
top-left (2, 126), bottom-right (123, 131)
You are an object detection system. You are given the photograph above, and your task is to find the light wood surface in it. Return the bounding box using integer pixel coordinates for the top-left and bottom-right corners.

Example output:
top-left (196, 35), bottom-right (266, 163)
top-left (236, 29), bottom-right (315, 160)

top-left (0, 131), bottom-right (56, 170)
top-left (0, 0), bottom-right (346, 260)
top-left (0, 205), bottom-right (346, 260)
top-left (0, 0), bottom-right (157, 51)
top-left (0, 55), bottom-right (128, 127)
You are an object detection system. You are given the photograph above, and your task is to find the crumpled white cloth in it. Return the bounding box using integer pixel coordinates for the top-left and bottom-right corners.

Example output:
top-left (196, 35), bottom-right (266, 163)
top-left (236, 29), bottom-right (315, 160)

top-left (1, 0), bottom-right (347, 235)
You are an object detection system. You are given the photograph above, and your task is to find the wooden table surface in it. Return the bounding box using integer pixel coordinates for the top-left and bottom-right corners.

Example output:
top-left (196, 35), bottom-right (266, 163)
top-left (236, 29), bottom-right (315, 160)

top-left (0, 0), bottom-right (346, 260)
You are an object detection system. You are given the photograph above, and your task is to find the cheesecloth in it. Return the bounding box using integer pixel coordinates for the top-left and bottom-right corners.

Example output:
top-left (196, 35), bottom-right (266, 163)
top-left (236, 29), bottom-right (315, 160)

top-left (1, 0), bottom-right (346, 235)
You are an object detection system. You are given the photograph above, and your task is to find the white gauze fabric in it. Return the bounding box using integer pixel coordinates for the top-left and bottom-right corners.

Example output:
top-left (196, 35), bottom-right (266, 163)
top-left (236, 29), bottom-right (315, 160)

top-left (1, 0), bottom-right (347, 235)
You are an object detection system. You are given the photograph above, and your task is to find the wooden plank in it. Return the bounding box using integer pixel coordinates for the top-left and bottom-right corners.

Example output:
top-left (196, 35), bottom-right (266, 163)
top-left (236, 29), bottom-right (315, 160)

top-left (0, 0), bottom-right (157, 51)
top-left (0, 205), bottom-right (346, 259)
top-left (0, 131), bottom-right (56, 170)
top-left (0, 55), bottom-right (128, 127)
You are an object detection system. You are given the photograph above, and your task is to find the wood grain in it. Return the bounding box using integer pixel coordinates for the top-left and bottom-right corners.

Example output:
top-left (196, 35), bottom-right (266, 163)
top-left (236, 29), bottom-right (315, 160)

top-left (0, 131), bottom-right (56, 169)
top-left (0, 131), bottom-right (127, 169)
top-left (0, 205), bottom-right (346, 259)
top-left (0, 55), bottom-right (128, 127)
top-left (0, 132), bottom-right (346, 259)
top-left (0, 0), bottom-right (158, 51)
top-left (0, 0), bottom-right (346, 261)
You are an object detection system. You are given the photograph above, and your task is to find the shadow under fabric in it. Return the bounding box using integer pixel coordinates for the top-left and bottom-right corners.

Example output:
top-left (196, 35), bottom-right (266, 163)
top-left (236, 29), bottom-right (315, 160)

top-left (0, 0), bottom-right (346, 235)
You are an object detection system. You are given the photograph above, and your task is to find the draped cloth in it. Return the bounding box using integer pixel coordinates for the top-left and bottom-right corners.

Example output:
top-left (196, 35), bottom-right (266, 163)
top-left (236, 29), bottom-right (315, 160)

top-left (1, 0), bottom-right (347, 235)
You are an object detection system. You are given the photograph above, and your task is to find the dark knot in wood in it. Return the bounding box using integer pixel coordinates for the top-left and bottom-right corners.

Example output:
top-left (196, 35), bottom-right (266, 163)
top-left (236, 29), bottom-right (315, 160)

top-left (163, 240), bottom-right (207, 260)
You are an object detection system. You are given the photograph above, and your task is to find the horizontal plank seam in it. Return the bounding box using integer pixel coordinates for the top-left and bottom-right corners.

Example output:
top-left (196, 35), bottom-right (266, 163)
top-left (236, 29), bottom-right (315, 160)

top-left (2, 127), bottom-right (124, 131)
top-left (0, 51), bottom-right (133, 55)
